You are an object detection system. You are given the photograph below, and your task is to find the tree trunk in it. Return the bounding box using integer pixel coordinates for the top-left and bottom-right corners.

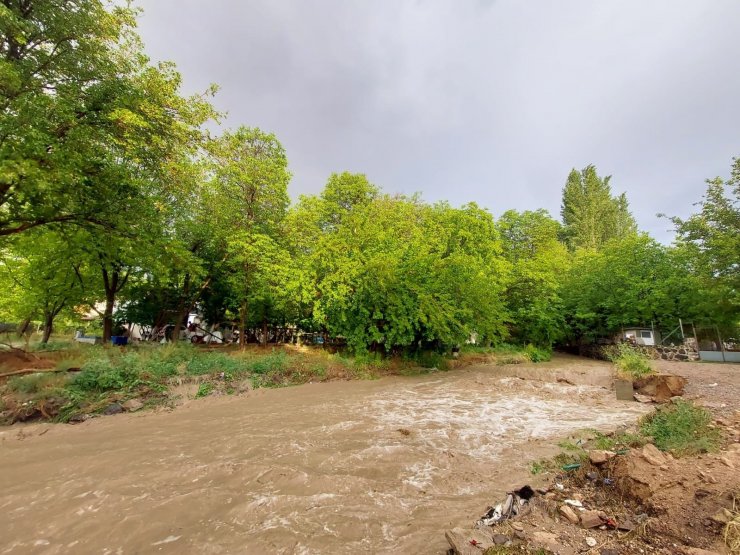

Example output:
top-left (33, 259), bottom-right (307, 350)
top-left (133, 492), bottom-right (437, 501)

top-left (41, 312), bottom-right (53, 344)
top-left (17, 317), bottom-right (31, 338)
top-left (261, 318), bottom-right (268, 347)
top-left (239, 299), bottom-right (247, 349)
top-left (102, 269), bottom-right (119, 343)
top-left (171, 273), bottom-right (191, 344)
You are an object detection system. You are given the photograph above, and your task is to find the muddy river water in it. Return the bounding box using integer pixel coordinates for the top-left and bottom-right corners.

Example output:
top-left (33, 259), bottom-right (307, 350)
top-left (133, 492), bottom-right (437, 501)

top-left (0, 356), bottom-right (649, 554)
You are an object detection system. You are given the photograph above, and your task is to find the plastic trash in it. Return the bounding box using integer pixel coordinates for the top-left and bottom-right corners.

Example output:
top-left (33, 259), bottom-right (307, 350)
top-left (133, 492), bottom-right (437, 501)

top-left (477, 486), bottom-right (534, 526)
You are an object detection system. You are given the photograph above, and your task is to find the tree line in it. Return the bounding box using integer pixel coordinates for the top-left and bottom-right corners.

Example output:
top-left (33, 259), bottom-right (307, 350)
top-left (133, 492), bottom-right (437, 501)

top-left (1, 1), bottom-right (738, 351)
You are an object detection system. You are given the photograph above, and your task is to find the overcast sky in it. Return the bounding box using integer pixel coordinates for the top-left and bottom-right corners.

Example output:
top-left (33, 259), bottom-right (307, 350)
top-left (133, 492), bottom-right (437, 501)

top-left (137, 1), bottom-right (740, 243)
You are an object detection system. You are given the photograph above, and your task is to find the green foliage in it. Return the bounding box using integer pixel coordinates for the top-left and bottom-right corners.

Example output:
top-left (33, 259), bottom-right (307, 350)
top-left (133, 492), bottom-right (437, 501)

top-left (73, 358), bottom-right (142, 392)
top-left (524, 344), bottom-right (552, 363)
top-left (7, 373), bottom-right (65, 395)
top-left (195, 383), bottom-right (214, 398)
top-left (562, 234), bottom-right (702, 341)
top-left (607, 343), bottom-right (654, 379)
top-left (590, 430), bottom-right (646, 451)
top-left (668, 159), bottom-right (740, 330)
top-left (498, 209), bottom-right (570, 346)
top-left (303, 191), bottom-right (510, 354)
top-left (185, 352), bottom-right (248, 376)
top-left (640, 400), bottom-right (721, 455)
top-left (247, 350), bottom-right (288, 374)
top-left (561, 165), bottom-right (637, 250)
top-left (414, 351), bottom-right (450, 370)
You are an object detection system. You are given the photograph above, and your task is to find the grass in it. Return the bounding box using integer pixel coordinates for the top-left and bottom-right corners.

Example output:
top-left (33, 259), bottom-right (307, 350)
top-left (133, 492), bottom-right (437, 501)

top-left (195, 383), bottom-right (214, 398)
top-left (461, 342), bottom-right (552, 365)
top-left (640, 399), bottom-right (721, 455)
top-left (606, 342), bottom-right (654, 379)
top-left (1, 339), bottom-right (552, 425)
top-left (530, 448), bottom-right (589, 476)
top-left (590, 430), bottom-right (646, 451)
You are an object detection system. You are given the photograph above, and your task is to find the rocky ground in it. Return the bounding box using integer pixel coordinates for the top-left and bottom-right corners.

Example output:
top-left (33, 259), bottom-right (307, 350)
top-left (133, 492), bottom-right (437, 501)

top-left (445, 360), bottom-right (740, 555)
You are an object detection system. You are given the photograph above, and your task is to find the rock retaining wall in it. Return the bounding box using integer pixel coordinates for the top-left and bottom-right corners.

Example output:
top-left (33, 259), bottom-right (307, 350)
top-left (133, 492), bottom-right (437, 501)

top-left (579, 343), bottom-right (699, 362)
top-left (652, 344), bottom-right (699, 362)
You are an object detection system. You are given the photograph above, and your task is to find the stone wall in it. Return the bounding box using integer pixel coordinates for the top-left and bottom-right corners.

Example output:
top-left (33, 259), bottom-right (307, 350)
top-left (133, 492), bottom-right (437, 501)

top-left (651, 344), bottom-right (699, 362)
top-left (578, 343), bottom-right (699, 362)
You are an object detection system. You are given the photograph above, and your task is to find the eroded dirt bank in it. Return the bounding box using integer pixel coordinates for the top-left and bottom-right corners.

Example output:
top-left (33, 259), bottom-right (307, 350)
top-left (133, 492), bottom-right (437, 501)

top-left (1, 355), bottom-right (650, 554)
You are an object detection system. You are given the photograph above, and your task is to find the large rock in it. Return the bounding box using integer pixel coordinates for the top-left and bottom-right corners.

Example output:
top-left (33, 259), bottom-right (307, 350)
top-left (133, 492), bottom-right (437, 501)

top-left (580, 510), bottom-right (604, 529)
top-left (559, 504), bottom-right (580, 524)
top-left (445, 527), bottom-right (494, 554)
top-left (122, 399), bottom-right (144, 412)
top-left (103, 403), bottom-right (123, 415)
top-left (615, 379), bottom-right (634, 401)
top-left (529, 531), bottom-right (576, 555)
top-left (641, 443), bottom-right (668, 467)
top-left (589, 450), bottom-right (616, 465)
top-left (633, 374), bottom-right (687, 402)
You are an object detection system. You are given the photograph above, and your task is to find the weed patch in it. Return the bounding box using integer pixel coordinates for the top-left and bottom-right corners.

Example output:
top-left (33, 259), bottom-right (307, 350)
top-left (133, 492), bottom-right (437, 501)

top-left (640, 399), bottom-right (720, 455)
top-left (607, 343), bottom-right (653, 379)
top-left (195, 383), bottom-right (214, 398)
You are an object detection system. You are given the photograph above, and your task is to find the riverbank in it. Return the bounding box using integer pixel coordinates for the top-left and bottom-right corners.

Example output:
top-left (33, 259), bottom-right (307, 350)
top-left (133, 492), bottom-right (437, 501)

top-left (1, 354), bottom-right (648, 553)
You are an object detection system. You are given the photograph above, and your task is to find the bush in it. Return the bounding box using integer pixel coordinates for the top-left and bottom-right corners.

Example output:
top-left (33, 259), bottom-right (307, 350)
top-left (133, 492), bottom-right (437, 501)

top-left (640, 400), bottom-right (721, 455)
top-left (608, 343), bottom-right (653, 379)
top-left (195, 383), bottom-right (214, 398)
top-left (73, 358), bottom-right (142, 392)
top-left (414, 351), bottom-right (449, 370)
top-left (524, 344), bottom-right (552, 363)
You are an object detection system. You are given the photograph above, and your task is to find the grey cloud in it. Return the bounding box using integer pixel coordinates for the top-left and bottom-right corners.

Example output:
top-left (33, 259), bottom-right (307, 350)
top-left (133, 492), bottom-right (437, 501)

top-left (137, 0), bottom-right (740, 242)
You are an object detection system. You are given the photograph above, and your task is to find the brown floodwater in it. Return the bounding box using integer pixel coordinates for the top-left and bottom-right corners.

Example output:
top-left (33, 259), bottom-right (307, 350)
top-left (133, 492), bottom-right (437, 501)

top-left (0, 355), bottom-right (649, 554)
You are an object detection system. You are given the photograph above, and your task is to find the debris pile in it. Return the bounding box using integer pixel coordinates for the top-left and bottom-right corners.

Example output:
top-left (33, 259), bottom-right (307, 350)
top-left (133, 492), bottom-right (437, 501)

top-left (446, 420), bottom-right (740, 555)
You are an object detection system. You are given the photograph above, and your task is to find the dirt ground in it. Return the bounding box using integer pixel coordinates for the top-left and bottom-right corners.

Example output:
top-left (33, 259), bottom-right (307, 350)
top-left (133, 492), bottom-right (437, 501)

top-left (446, 358), bottom-right (740, 555)
top-left (661, 359), bottom-right (740, 418)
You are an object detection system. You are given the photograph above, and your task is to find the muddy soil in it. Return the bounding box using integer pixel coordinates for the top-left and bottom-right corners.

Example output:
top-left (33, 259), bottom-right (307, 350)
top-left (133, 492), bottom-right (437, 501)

top-left (660, 359), bottom-right (740, 417)
top-left (1, 355), bottom-right (651, 554)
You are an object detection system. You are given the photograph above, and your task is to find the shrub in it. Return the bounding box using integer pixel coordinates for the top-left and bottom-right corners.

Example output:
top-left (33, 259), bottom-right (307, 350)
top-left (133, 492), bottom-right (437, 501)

top-left (640, 400), bottom-right (721, 455)
top-left (195, 383), bottom-right (214, 398)
top-left (73, 358), bottom-right (141, 392)
top-left (608, 343), bottom-right (653, 379)
top-left (524, 344), bottom-right (552, 363)
top-left (415, 351), bottom-right (449, 370)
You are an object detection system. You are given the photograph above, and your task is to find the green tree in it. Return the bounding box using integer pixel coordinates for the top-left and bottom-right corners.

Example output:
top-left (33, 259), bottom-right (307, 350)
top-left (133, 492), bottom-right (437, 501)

top-left (668, 158), bottom-right (740, 330)
top-left (497, 209), bottom-right (570, 346)
top-left (561, 165), bottom-right (637, 250)
top-left (0, 230), bottom-right (83, 343)
top-left (562, 234), bottom-right (702, 342)
top-left (309, 188), bottom-right (510, 353)
top-left (208, 126), bottom-right (291, 346)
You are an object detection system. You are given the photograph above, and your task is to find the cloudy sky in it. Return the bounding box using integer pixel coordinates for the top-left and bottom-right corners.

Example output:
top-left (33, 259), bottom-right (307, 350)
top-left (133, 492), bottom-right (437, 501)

top-left (137, 1), bottom-right (740, 243)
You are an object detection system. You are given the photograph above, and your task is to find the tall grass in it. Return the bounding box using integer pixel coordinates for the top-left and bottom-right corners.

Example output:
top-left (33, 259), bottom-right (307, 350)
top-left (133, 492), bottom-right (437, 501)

top-left (607, 343), bottom-right (653, 379)
top-left (640, 400), bottom-right (720, 455)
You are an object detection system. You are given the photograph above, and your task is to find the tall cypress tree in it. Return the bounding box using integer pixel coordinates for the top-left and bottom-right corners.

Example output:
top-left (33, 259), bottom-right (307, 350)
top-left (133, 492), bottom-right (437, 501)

top-left (560, 165), bottom-right (637, 250)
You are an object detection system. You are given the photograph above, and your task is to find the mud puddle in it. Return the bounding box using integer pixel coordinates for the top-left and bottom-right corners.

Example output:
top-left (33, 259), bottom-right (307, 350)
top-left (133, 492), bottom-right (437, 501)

top-left (0, 356), bottom-right (649, 554)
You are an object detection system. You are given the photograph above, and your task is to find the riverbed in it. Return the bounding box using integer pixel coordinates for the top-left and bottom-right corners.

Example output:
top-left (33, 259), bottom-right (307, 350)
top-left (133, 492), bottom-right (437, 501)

top-left (0, 355), bottom-right (649, 554)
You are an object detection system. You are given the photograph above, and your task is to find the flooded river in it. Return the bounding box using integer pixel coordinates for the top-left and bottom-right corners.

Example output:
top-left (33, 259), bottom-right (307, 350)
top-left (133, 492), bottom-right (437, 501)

top-left (0, 356), bottom-right (648, 554)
